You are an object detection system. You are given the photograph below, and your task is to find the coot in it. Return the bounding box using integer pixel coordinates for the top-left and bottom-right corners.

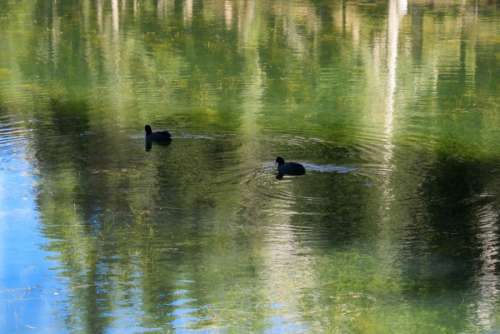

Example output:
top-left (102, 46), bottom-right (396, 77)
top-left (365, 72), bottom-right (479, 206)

top-left (145, 125), bottom-right (171, 141)
top-left (276, 156), bottom-right (305, 179)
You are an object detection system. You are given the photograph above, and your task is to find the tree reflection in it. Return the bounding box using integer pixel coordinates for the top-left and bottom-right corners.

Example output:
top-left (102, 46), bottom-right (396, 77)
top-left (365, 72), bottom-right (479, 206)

top-left (0, 0), bottom-right (499, 332)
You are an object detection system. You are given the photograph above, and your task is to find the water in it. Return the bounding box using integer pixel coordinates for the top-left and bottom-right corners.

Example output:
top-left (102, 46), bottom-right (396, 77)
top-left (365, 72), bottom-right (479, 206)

top-left (0, 0), bottom-right (499, 332)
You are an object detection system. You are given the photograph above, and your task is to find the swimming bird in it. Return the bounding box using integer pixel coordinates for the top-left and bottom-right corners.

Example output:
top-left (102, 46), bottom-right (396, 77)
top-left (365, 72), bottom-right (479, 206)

top-left (145, 124), bottom-right (171, 141)
top-left (145, 124), bottom-right (171, 151)
top-left (276, 156), bottom-right (305, 179)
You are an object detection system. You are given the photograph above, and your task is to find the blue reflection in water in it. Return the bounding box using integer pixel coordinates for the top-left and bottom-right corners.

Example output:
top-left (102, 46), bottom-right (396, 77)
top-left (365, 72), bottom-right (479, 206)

top-left (170, 297), bottom-right (196, 307)
top-left (0, 140), bottom-right (66, 333)
top-left (265, 315), bottom-right (308, 334)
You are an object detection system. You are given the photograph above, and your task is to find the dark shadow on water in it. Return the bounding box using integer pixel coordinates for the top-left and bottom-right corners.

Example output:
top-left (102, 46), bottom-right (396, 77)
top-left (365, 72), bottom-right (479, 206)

top-left (398, 153), bottom-right (500, 314)
top-left (146, 138), bottom-right (171, 151)
top-left (49, 98), bottom-right (90, 134)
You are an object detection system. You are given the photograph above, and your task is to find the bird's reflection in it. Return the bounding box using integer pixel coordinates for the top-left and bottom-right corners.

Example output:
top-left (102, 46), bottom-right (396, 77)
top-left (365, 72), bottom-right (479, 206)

top-left (145, 138), bottom-right (171, 151)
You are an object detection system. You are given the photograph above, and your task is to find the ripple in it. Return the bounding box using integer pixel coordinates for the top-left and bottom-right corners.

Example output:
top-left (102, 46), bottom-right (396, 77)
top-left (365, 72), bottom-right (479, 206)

top-left (0, 122), bottom-right (30, 148)
top-left (129, 131), bottom-right (232, 141)
top-left (174, 133), bottom-right (218, 140)
top-left (238, 159), bottom-right (362, 220)
top-left (266, 133), bottom-right (357, 157)
top-left (301, 163), bottom-right (356, 174)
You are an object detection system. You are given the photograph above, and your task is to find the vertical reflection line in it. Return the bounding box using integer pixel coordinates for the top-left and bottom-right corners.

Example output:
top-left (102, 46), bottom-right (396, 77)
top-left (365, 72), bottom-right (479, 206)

top-left (112, 0), bottom-right (119, 33)
top-left (238, 2), bottom-right (263, 191)
top-left (83, 0), bottom-right (92, 76)
top-left (184, 0), bottom-right (193, 25)
top-left (52, 0), bottom-right (59, 66)
top-left (110, 0), bottom-right (121, 108)
top-left (224, 0), bottom-right (233, 29)
top-left (466, 0), bottom-right (478, 87)
top-left (236, 5), bottom-right (312, 323)
top-left (385, 0), bottom-right (398, 151)
top-left (237, 3), bottom-right (315, 325)
top-left (111, 0), bottom-right (120, 63)
top-left (158, 0), bottom-right (165, 19)
top-left (475, 203), bottom-right (499, 330)
top-left (97, 0), bottom-right (103, 32)
top-left (376, 0), bottom-right (405, 278)
top-left (382, 0), bottom-right (405, 201)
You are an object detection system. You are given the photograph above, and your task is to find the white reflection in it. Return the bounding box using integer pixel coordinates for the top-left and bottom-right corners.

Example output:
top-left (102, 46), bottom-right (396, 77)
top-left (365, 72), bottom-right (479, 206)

top-left (237, 36), bottom-right (263, 225)
top-left (261, 216), bottom-right (315, 324)
top-left (474, 203), bottom-right (499, 330)
top-left (376, 0), bottom-right (406, 271)
top-left (236, 43), bottom-right (315, 322)
top-left (385, 0), bottom-right (406, 142)
top-left (158, 0), bottom-right (167, 19)
top-left (399, 0), bottom-right (408, 15)
top-left (224, 0), bottom-right (233, 29)
top-left (284, 17), bottom-right (306, 58)
top-left (112, 0), bottom-right (119, 33)
top-left (382, 0), bottom-right (406, 199)
top-left (352, 14), bottom-right (360, 46)
top-left (51, 0), bottom-right (60, 66)
top-left (260, 183), bottom-right (314, 327)
top-left (184, 0), bottom-right (193, 25)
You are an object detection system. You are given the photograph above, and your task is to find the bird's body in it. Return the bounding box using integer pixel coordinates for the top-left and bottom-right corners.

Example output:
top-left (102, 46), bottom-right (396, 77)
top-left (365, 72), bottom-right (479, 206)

top-left (276, 156), bottom-right (305, 178)
top-left (145, 125), bottom-right (171, 141)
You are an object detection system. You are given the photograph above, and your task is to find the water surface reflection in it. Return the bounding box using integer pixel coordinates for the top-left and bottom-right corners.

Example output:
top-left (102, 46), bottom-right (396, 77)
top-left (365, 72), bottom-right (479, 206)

top-left (0, 0), bottom-right (500, 332)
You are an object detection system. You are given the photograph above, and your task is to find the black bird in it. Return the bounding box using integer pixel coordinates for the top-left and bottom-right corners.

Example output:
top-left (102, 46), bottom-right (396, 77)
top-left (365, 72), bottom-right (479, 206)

top-left (145, 124), bottom-right (171, 151)
top-left (276, 156), bottom-right (305, 179)
top-left (145, 125), bottom-right (171, 141)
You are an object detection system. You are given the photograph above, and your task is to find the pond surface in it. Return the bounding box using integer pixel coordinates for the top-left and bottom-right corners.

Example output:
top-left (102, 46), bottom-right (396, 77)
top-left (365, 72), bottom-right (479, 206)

top-left (1, 0), bottom-right (500, 333)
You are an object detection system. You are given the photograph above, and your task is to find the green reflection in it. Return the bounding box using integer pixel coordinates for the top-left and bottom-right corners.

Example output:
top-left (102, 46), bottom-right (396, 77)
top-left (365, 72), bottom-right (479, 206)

top-left (0, 0), bottom-right (499, 333)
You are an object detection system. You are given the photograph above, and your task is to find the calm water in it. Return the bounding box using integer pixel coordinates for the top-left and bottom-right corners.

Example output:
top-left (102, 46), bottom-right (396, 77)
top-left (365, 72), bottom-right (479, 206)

top-left (0, 0), bottom-right (500, 332)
